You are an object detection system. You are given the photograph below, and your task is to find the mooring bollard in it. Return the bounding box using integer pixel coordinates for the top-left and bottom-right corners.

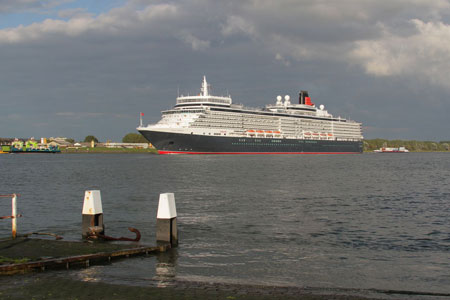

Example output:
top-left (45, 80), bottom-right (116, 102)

top-left (11, 194), bottom-right (17, 239)
top-left (0, 194), bottom-right (22, 239)
top-left (156, 193), bottom-right (178, 247)
top-left (81, 190), bottom-right (105, 238)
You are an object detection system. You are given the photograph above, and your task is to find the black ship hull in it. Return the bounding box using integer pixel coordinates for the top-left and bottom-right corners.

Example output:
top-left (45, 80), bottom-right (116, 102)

top-left (139, 130), bottom-right (363, 154)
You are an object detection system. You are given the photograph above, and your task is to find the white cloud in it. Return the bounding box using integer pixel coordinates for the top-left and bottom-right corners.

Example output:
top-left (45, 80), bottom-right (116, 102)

top-left (221, 15), bottom-right (256, 37)
top-left (0, 3), bottom-right (179, 43)
top-left (351, 19), bottom-right (450, 87)
top-left (180, 32), bottom-right (210, 51)
top-left (218, 0), bottom-right (450, 89)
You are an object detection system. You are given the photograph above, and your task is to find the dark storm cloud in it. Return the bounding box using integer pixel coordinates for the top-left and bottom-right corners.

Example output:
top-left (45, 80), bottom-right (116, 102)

top-left (0, 0), bottom-right (449, 141)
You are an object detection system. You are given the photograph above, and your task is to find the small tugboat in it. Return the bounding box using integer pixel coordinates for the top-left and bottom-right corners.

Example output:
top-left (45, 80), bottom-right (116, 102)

top-left (374, 146), bottom-right (409, 153)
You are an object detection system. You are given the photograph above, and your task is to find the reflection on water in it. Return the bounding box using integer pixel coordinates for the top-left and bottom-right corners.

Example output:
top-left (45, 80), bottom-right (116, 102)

top-left (77, 265), bottom-right (102, 283)
top-left (154, 250), bottom-right (178, 287)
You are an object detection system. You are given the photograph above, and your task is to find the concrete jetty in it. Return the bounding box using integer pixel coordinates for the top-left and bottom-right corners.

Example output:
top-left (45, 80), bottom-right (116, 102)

top-left (0, 191), bottom-right (177, 275)
top-left (0, 237), bottom-right (169, 275)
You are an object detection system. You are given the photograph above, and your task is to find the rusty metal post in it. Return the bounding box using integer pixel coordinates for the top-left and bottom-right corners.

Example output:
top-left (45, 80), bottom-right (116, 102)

top-left (11, 194), bottom-right (17, 239)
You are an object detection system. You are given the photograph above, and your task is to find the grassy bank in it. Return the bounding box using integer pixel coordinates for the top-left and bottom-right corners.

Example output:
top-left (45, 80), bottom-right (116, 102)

top-left (61, 147), bottom-right (158, 154)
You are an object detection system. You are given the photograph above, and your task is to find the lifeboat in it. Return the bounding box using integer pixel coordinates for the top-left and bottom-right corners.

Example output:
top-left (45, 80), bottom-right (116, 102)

top-left (274, 131), bottom-right (281, 134)
top-left (312, 133), bottom-right (319, 136)
top-left (328, 133), bottom-right (333, 136)
top-left (320, 133), bottom-right (327, 136)
top-left (304, 132), bottom-right (311, 135)
top-left (256, 130), bottom-right (264, 133)
top-left (247, 130), bottom-right (255, 133)
top-left (265, 130), bottom-right (273, 133)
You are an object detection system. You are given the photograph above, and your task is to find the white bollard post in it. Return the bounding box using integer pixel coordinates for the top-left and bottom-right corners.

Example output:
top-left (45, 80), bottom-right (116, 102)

top-left (11, 194), bottom-right (17, 239)
top-left (81, 190), bottom-right (105, 238)
top-left (156, 193), bottom-right (178, 247)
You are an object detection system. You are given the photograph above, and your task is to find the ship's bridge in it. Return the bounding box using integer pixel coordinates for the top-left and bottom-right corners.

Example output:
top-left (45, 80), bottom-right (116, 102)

top-left (175, 76), bottom-right (232, 108)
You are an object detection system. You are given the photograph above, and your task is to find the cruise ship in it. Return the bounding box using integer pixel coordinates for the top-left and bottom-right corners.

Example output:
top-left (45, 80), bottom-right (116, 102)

top-left (138, 77), bottom-right (363, 154)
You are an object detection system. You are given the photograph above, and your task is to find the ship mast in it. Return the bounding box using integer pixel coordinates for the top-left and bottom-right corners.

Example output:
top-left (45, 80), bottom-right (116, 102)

top-left (201, 76), bottom-right (209, 97)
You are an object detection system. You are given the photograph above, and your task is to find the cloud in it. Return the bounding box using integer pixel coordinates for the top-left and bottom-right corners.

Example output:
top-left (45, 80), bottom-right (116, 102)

top-left (221, 15), bottom-right (256, 37)
top-left (180, 31), bottom-right (210, 51)
top-left (0, 3), bottom-right (179, 43)
top-left (351, 19), bottom-right (450, 88)
top-left (0, 0), bottom-right (72, 14)
top-left (217, 0), bottom-right (450, 89)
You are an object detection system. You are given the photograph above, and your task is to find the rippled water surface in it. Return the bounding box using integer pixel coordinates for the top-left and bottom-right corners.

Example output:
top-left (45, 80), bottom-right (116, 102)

top-left (0, 153), bottom-right (449, 294)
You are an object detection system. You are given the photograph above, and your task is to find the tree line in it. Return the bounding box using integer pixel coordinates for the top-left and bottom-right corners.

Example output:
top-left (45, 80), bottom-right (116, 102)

top-left (70, 133), bottom-right (148, 144)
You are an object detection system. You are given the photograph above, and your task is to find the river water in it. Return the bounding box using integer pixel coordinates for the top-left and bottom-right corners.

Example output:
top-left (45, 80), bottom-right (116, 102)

top-left (0, 153), bottom-right (449, 295)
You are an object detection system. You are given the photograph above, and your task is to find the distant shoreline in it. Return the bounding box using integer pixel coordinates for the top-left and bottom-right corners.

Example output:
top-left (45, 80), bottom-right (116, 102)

top-left (363, 139), bottom-right (449, 152)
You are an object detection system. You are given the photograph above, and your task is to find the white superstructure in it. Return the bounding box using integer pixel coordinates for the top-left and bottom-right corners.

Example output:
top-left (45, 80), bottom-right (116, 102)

top-left (138, 77), bottom-right (363, 141)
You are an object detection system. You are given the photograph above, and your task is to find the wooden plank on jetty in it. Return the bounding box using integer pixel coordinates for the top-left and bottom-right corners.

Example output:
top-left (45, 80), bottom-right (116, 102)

top-left (0, 244), bottom-right (169, 275)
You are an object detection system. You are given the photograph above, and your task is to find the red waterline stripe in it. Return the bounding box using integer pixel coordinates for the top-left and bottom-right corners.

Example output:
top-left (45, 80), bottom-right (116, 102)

top-left (158, 151), bottom-right (360, 155)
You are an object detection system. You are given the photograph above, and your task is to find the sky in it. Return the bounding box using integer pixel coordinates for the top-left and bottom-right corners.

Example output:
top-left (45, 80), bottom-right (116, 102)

top-left (1, 0), bottom-right (450, 142)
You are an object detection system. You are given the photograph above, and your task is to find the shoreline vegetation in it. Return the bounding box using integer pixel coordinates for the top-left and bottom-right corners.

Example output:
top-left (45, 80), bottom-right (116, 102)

top-left (363, 139), bottom-right (450, 152)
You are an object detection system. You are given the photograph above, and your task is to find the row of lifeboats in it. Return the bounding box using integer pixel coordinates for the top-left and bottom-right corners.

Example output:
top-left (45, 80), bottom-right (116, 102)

top-left (245, 130), bottom-right (334, 139)
top-left (304, 132), bottom-right (333, 137)
top-left (246, 130), bottom-right (281, 134)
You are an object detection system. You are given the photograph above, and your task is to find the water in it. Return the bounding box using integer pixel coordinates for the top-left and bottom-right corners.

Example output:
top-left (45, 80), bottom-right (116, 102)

top-left (0, 153), bottom-right (449, 295)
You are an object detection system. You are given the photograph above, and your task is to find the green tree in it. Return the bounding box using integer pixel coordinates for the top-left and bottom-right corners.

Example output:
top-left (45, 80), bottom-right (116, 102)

top-left (84, 135), bottom-right (99, 143)
top-left (65, 138), bottom-right (75, 144)
top-left (122, 133), bottom-right (148, 143)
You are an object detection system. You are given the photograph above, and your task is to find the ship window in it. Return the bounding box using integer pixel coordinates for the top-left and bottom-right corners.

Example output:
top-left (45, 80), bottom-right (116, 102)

top-left (168, 141), bottom-right (174, 145)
